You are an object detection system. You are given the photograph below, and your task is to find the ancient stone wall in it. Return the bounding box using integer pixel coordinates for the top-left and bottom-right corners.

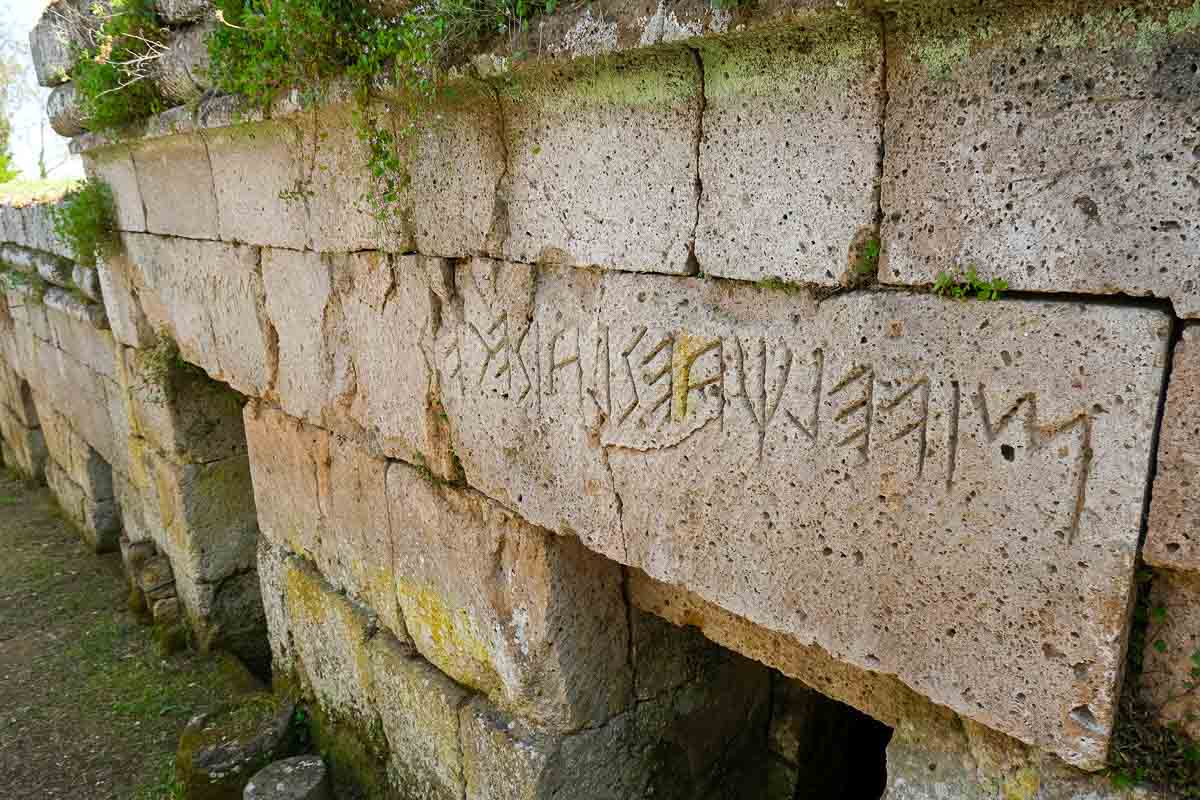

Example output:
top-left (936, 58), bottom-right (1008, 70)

top-left (6, 0), bottom-right (1200, 797)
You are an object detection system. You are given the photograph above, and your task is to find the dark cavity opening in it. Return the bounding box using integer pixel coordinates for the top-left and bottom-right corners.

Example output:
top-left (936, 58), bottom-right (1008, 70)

top-left (785, 685), bottom-right (893, 800)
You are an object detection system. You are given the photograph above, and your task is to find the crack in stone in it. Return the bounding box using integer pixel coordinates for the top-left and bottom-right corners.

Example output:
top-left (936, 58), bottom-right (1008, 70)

top-left (686, 45), bottom-right (707, 277)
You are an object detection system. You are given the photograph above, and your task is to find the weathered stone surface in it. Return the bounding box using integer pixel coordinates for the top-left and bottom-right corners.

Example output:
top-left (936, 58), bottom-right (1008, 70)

top-left (37, 402), bottom-right (114, 500)
top-left (29, 0), bottom-right (91, 87)
top-left (149, 451), bottom-right (259, 585)
top-left (406, 83), bottom-right (504, 258)
top-left (262, 249), bottom-right (457, 477)
top-left (257, 540), bottom-right (294, 674)
top-left (244, 404), bottom-right (327, 564)
top-left (123, 233), bottom-right (272, 396)
top-left (46, 82), bottom-right (85, 137)
top-left (883, 705), bottom-right (1156, 800)
top-left (244, 755), bottom-right (332, 800)
top-left (72, 264), bottom-right (101, 302)
top-left (0, 399), bottom-right (47, 480)
top-left (493, 49), bottom-right (701, 274)
top-left (1139, 569), bottom-right (1200, 742)
top-left (436, 260), bottom-right (1167, 767)
top-left (283, 556), bottom-right (378, 722)
top-left (0, 360), bottom-right (39, 427)
top-left (95, 250), bottom-right (154, 348)
top-left (120, 345), bottom-right (248, 463)
top-left (1145, 325), bottom-right (1200, 570)
top-left (138, 554), bottom-right (177, 602)
top-left (132, 135), bottom-right (219, 240)
top-left (156, 0), bottom-right (212, 24)
top-left (880, 1), bottom-right (1200, 317)
top-left (695, 18), bottom-right (884, 284)
top-left (82, 146), bottom-right (146, 233)
top-left (177, 697), bottom-right (297, 800)
top-left (29, 350), bottom-right (118, 469)
top-left (299, 103), bottom-right (411, 254)
top-left (368, 633), bottom-right (469, 800)
top-left (35, 253), bottom-right (74, 287)
top-left (46, 459), bottom-right (120, 552)
top-left (154, 22), bottom-right (213, 104)
top-left (387, 460), bottom-right (632, 731)
top-left (205, 121), bottom-right (309, 250)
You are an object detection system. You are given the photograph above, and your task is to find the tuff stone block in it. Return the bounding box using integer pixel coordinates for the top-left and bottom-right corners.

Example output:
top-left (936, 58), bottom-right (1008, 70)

top-left (46, 459), bottom-right (120, 552)
top-left (37, 402), bottom-right (114, 501)
top-left (494, 48), bottom-right (701, 274)
top-left (1139, 569), bottom-right (1200, 742)
top-left (1145, 325), bottom-right (1200, 570)
top-left (46, 82), bottom-right (85, 137)
top-left (155, 0), bottom-right (212, 24)
top-left (244, 403), bottom-right (328, 563)
top-left (205, 121), bottom-right (309, 250)
top-left (122, 233), bottom-right (272, 396)
top-left (368, 633), bottom-right (470, 800)
top-left (300, 103), bottom-right (411, 254)
top-left (29, 0), bottom-right (93, 87)
top-left (0, 403), bottom-right (47, 480)
top-left (434, 261), bottom-right (1169, 767)
top-left (81, 145), bottom-right (146, 233)
top-left (153, 22), bottom-right (213, 104)
top-left (132, 135), bottom-right (219, 240)
top-left (96, 249), bottom-right (155, 349)
top-left (262, 249), bottom-right (457, 478)
top-left (694, 17), bottom-right (884, 285)
top-left (407, 83), bottom-right (505, 258)
top-left (120, 345), bottom-right (248, 464)
top-left (880, 0), bottom-right (1200, 317)
top-left (387, 460), bottom-right (633, 731)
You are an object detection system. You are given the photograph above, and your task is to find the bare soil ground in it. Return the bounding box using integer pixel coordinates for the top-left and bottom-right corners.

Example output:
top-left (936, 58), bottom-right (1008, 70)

top-left (0, 470), bottom-right (257, 799)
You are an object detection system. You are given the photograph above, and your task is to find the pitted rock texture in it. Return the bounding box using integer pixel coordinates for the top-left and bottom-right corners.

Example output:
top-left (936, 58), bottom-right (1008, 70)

top-left (695, 18), bottom-right (884, 285)
top-left (1139, 569), bottom-right (1200, 742)
top-left (244, 755), bottom-right (331, 800)
top-left (434, 260), bottom-right (1169, 768)
top-left (881, 0), bottom-right (1200, 316)
top-left (1145, 325), bottom-right (1200, 570)
top-left (493, 48), bottom-right (702, 274)
top-left (46, 82), bottom-right (85, 137)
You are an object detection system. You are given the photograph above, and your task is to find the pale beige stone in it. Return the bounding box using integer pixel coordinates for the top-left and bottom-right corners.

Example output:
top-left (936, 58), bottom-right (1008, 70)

top-left (1145, 325), bottom-right (1200, 570)
top-left (494, 49), bottom-right (701, 274)
top-left (37, 401), bottom-right (113, 501)
top-left (387, 460), bottom-right (632, 731)
top-left (695, 17), bottom-right (884, 284)
top-left (880, 1), bottom-right (1200, 317)
top-left (0, 402), bottom-right (47, 480)
top-left (95, 250), bottom-right (154, 348)
top-left (132, 135), bottom-right (219, 240)
top-left (257, 539), bottom-right (294, 674)
top-left (82, 145), bottom-right (146, 233)
top-left (435, 261), bottom-right (1169, 768)
top-left (153, 22), bottom-right (213, 104)
top-left (123, 233), bottom-right (272, 396)
top-left (368, 633), bottom-right (470, 800)
top-left (262, 249), bottom-right (458, 478)
top-left (435, 260), bottom-right (622, 559)
top-left (45, 458), bottom-right (119, 552)
top-left (244, 402), bottom-right (327, 563)
top-left (300, 103), bottom-right (411, 254)
top-left (205, 121), bottom-right (309, 250)
top-left (407, 82), bottom-right (505, 258)
top-left (30, 348), bottom-right (118, 469)
top-left (1139, 569), bottom-right (1200, 742)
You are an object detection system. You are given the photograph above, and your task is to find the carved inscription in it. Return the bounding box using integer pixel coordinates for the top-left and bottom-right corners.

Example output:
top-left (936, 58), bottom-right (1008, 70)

top-left (443, 306), bottom-right (1099, 536)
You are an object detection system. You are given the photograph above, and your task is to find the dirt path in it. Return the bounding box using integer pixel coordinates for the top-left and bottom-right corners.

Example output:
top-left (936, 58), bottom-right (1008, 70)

top-left (0, 471), bottom-right (257, 800)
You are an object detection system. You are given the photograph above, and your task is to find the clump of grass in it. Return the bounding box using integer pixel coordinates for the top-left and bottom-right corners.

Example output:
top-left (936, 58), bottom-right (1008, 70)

top-left (932, 265), bottom-right (1007, 301)
top-left (49, 178), bottom-right (116, 268)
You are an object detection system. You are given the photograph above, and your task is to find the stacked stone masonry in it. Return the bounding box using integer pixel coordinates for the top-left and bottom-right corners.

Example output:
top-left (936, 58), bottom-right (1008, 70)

top-left (7, 0), bottom-right (1200, 797)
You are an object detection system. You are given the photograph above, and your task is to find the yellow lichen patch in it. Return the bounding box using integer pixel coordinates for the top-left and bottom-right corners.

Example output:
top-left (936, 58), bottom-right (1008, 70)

top-left (1001, 766), bottom-right (1042, 800)
top-left (396, 579), bottom-right (500, 697)
top-left (672, 331), bottom-right (721, 423)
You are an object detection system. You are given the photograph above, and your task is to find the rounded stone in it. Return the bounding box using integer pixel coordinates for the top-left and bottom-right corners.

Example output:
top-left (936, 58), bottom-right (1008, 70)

top-left (243, 756), bottom-right (331, 800)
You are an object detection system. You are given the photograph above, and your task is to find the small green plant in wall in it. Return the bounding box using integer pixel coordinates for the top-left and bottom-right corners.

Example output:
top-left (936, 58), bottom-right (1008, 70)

top-left (68, 0), bottom-right (168, 129)
top-left (854, 238), bottom-right (881, 276)
top-left (50, 179), bottom-right (116, 268)
top-left (932, 266), bottom-right (1008, 301)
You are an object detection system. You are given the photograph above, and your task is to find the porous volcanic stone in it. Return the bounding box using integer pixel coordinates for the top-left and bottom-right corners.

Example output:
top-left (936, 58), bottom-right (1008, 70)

top-left (177, 696), bottom-right (297, 800)
top-left (881, 0), bottom-right (1200, 316)
top-left (244, 756), bottom-right (331, 800)
top-left (493, 48), bottom-right (701, 274)
top-left (433, 259), bottom-right (1170, 768)
top-left (132, 135), bottom-right (219, 240)
top-left (695, 16), bottom-right (884, 285)
top-left (1145, 325), bottom-right (1200, 570)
